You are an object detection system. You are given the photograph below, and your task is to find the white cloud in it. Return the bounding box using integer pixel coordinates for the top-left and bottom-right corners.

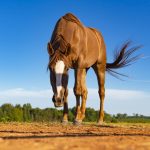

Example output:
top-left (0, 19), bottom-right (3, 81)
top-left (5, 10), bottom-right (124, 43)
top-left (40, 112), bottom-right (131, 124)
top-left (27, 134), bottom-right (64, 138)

top-left (0, 88), bottom-right (53, 108)
top-left (106, 89), bottom-right (149, 101)
top-left (0, 88), bottom-right (150, 115)
top-left (0, 88), bottom-right (52, 98)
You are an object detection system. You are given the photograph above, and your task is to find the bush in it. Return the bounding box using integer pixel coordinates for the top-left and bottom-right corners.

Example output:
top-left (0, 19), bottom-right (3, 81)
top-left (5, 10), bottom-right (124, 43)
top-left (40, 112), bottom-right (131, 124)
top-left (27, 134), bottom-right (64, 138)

top-left (0, 103), bottom-right (150, 123)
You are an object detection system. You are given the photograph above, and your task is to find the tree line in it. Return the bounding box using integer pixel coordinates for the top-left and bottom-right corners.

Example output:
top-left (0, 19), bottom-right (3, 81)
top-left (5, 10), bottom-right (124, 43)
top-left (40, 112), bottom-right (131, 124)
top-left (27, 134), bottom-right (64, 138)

top-left (0, 103), bottom-right (150, 123)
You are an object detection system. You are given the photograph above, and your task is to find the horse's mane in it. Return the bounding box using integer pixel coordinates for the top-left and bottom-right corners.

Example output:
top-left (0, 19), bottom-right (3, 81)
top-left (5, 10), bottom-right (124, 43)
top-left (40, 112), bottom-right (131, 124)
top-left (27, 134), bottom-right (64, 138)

top-left (62, 13), bottom-right (82, 27)
top-left (51, 13), bottom-right (82, 44)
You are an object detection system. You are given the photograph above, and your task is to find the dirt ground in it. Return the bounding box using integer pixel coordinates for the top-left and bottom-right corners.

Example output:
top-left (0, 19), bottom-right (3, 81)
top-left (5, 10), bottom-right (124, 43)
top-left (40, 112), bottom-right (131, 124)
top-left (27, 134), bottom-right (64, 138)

top-left (0, 122), bottom-right (150, 150)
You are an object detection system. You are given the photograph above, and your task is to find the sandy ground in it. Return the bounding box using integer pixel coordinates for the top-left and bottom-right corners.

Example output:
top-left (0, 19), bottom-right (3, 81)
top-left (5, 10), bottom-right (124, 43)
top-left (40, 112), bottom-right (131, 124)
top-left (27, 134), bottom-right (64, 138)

top-left (0, 122), bottom-right (150, 150)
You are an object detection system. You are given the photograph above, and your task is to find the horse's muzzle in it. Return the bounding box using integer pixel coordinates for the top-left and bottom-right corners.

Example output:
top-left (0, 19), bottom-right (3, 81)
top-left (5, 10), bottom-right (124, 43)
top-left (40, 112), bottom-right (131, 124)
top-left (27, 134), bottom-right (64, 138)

top-left (54, 102), bottom-right (63, 107)
top-left (52, 96), bottom-right (63, 107)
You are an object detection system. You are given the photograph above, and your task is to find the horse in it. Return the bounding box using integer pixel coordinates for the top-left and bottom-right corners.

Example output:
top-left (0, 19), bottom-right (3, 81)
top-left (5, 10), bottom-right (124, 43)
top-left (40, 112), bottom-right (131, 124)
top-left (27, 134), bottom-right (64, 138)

top-left (47, 13), bottom-right (141, 125)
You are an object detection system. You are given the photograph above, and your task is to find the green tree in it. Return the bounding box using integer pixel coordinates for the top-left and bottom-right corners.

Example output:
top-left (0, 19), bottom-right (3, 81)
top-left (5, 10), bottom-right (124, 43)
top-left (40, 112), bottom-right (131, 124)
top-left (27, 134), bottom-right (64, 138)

top-left (84, 107), bottom-right (97, 122)
top-left (104, 111), bottom-right (112, 122)
top-left (13, 107), bottom-right (23, 121)
top-left (1, 103), bottom-right (14, 121)
top-left (23, 103), bottom-right (32, 121)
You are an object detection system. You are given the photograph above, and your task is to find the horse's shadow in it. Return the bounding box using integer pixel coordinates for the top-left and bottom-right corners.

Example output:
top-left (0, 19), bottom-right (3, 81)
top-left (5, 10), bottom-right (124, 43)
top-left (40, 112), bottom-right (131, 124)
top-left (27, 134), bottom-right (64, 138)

top-left (0, 131), bottom-right (150, 140)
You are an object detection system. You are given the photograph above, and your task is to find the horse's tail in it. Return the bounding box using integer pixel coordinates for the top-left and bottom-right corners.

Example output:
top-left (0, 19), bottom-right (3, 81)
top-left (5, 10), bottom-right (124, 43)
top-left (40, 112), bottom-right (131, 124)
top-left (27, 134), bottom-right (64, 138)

top-left (106, 41), bottom-right (142, 78)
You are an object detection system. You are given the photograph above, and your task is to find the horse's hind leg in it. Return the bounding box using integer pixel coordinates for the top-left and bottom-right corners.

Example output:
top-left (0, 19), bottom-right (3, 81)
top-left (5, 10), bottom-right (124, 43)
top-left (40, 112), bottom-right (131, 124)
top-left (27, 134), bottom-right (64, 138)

top-left (93, 63), bottom-right (105, 124)
top-left (73, 69), bottom-right (87, 124)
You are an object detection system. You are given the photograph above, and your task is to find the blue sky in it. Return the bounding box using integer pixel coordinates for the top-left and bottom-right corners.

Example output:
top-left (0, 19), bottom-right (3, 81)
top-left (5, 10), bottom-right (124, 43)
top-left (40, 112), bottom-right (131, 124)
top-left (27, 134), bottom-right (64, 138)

top-left (0, 0), bottom-right (150, 115)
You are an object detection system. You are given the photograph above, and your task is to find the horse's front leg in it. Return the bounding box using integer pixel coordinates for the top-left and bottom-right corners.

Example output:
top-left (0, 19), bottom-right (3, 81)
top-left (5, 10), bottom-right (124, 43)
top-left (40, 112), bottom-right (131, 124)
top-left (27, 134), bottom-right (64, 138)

top-left (74, 69), bottom-right (87, 124)
top-left (80, 89), bottom-right (88, 121)
top-left (62, 89), bottom-right (68, 124)
top-left (80, 69), bottom-right (87, 121)
top-left (74, 95), bottom-right (81, 123)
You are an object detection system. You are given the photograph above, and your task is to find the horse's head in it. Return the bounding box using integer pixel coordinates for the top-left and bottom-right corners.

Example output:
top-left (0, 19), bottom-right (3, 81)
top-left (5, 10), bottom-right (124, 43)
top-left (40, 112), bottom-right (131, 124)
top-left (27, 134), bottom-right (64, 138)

top-left (47, 39), bottom-right (70, 107)
top-left (49, 59), bottom-right (69, 107)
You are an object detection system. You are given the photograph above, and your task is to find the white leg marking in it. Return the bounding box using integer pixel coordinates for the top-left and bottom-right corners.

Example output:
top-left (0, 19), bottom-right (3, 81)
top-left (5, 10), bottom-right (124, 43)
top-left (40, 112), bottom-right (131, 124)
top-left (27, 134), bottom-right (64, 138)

top-left (55, 60), bottom-right (65, 97)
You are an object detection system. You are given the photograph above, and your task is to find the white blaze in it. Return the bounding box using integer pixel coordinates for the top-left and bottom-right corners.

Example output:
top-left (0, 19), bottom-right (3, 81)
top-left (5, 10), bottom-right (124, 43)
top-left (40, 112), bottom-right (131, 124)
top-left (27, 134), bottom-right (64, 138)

top-left (55, 60), bottom-right (65, 97)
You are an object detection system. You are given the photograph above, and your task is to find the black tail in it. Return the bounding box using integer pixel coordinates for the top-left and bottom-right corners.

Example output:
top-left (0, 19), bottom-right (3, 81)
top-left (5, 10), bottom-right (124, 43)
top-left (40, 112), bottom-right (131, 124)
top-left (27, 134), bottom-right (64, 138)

top-left (106, 41), bottom-right (142, 78)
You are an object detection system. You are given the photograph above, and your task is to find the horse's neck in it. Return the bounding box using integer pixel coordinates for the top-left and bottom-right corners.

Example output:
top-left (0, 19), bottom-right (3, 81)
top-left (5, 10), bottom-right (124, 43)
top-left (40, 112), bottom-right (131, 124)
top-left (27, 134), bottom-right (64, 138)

top-left (53, 18), bottom-right (86, 68)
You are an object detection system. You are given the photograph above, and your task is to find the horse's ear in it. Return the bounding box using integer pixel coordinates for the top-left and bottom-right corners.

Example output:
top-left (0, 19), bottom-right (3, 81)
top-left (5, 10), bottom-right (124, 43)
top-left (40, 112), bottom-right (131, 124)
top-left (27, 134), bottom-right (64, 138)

top-left (47, 42), bottom-right (54, 56)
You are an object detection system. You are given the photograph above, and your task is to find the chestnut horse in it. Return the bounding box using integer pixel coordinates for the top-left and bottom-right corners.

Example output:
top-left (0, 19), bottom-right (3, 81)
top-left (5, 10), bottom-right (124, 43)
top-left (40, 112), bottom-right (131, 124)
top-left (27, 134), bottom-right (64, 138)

top-left (47, 13), bottom-right (140, 125)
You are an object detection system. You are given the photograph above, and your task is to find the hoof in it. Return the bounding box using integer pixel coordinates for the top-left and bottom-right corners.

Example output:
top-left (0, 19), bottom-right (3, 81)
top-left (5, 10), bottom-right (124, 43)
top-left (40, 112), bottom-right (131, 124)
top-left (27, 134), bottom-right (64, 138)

top-left (73, 120), bottom-right (82, 126)
top-left (97, 121), bottom-right (104, 126)
top-left (61, 120), bottom-right (68, 125)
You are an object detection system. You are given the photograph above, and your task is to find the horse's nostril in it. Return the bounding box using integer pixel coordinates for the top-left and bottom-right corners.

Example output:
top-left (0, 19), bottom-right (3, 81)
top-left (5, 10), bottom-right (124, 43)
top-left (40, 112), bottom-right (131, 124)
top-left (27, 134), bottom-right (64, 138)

top-left (52, 96), bottom-right (55, 102)
top-left (54, 97), bottom-right (63, 107)
top-left (57, 98), bottom-right (62, 103)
